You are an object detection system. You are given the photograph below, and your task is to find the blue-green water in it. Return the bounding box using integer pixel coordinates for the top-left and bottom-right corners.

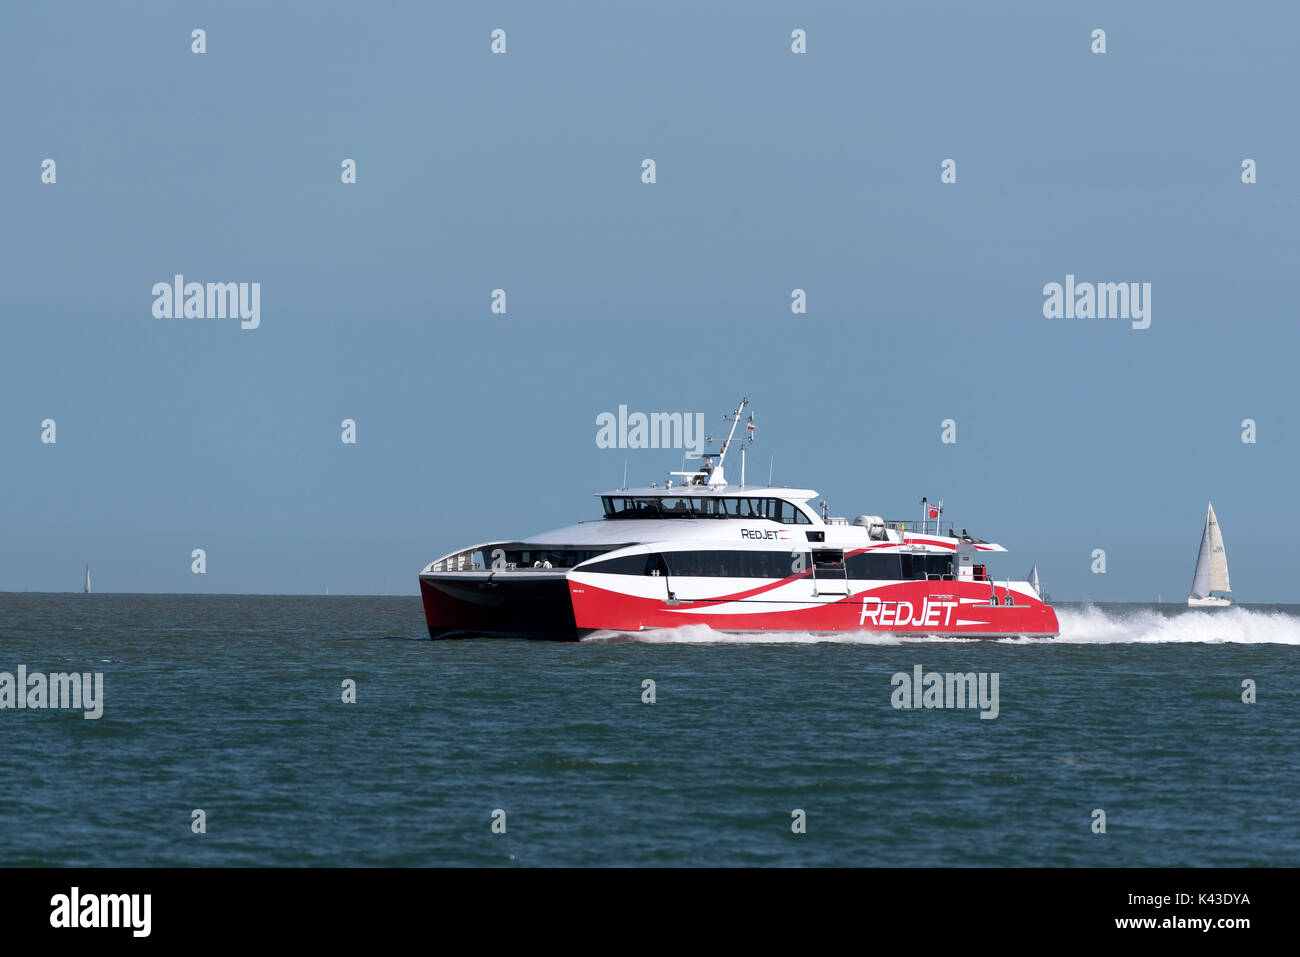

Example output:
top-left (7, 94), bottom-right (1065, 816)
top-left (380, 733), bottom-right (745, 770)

top-left (1, 594), bottom-right (1297, 866)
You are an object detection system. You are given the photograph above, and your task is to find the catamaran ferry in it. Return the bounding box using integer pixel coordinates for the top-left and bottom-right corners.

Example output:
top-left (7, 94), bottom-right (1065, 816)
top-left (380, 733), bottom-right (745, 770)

top-left (419, 400), bottom-right (1058, 640)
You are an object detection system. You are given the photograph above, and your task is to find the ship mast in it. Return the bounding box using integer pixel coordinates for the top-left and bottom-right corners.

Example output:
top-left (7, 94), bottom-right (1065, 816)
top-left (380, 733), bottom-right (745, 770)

top-left (712, 397), bottom-right (748, 485)
top-left (670, 397), bottom-right (754, 487)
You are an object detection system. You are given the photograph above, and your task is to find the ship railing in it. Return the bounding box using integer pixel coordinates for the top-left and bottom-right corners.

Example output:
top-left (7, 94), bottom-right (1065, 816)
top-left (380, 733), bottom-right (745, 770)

top-left (884, 519), bottom-right (961, 538)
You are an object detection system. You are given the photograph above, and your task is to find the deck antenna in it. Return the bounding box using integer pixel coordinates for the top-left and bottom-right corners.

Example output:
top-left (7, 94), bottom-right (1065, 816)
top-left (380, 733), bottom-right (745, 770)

top-left (730, 402), bottom-right (755, 488)
top-left (741, 408), bottom-right (754, 488)
top-left (669, 397), bottom-right (749, 488)
top-left (622, 457), bottom-right (628, 491)
top-left (713, 397), bottom-right (748, 480)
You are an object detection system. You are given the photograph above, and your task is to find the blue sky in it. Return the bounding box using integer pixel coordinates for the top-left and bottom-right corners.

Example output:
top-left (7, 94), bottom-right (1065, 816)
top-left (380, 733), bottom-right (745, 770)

top-left (2, 2), bottom-right (1297, 600)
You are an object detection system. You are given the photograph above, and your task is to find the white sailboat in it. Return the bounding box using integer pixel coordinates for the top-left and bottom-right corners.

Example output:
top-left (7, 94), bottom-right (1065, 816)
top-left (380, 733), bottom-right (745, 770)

top-left (1027, 563), bottom-right (1043, 600)
top-left (83, 564), bottom-right (91, 594)
top-left (1188, 502), bottom-right (1231, 607)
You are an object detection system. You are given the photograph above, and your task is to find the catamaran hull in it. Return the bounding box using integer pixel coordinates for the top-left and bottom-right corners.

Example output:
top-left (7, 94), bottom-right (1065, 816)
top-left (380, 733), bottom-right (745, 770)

top-left (420, 574), bottom-right (585, 640)
top-left (420, 573), bottom-right (1057, 640)
top-left (568, 577), bottom-right (1058, 638)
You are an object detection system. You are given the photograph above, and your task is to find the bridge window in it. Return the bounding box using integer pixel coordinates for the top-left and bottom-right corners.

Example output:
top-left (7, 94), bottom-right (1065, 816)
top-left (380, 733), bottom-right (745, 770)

top-left (602, 495), bottom-right (814, 523)
top-left (769, 499), bottom-right (813, 524)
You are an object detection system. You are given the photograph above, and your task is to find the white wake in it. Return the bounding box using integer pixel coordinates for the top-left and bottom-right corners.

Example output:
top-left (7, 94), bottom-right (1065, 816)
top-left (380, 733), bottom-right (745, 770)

top-left (1049, 604), bottom-right (1300, 645)
top-left (581, 605), bottom-right (1300, 645)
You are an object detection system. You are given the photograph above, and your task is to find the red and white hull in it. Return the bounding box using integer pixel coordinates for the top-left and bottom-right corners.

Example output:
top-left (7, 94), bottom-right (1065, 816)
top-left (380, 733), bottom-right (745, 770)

top-left (420, 549), bottom-right (1058, 640)
top-left (567, 572), bottom-right (1057, 638)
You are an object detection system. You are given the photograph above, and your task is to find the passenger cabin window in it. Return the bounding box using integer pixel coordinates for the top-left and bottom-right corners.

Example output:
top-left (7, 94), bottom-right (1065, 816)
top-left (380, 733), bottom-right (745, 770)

top-left (846, 553), bottom-right (901, 579)
top-left (898, 553), bottom-right (954, 581)
top-left (499, 548), bottom-right (607, 569)
top-left (813, 549), bottom-right (845, 573)
top-left (584, 550), bottom-right (799, 579)
top-left (580, 549), bottom-right (952, 580)
top-left (839, 552), bottom-right (954, 580)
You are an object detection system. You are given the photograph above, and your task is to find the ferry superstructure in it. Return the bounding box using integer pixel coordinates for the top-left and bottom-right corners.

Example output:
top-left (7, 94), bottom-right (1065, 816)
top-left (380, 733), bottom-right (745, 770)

top-left (419, 400), bottom-right (1058, 640)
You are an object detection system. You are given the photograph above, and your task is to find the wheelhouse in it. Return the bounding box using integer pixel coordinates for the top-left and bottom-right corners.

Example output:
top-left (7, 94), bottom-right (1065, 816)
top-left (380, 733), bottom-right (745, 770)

top-left (600, 492), bottom-right (817, 524)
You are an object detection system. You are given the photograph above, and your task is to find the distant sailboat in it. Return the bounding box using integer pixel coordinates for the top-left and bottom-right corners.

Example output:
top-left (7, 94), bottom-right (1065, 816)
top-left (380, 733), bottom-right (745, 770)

top-left (83, 564), bottom-right (91, 594)
top-left (1027, 563), bottom-right (1043, 600)
top-left (1188, 502), bottom-right (1231, 607)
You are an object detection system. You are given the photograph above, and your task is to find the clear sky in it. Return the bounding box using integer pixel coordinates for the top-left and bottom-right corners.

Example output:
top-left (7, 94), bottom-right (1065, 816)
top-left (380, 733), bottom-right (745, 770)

top-left (2, 2), bottom-right (1297, 600)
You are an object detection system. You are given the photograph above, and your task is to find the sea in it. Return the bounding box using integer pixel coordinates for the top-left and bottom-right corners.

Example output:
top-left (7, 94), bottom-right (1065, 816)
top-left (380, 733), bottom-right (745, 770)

top-left (1, 594), bottom-right (1297, 867)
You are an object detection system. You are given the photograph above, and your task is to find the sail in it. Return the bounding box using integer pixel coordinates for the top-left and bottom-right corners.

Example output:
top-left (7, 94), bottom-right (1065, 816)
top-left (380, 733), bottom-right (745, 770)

top-left (1027, 563), bottom-right (1041, 597)
top-left (84, 564), bottom-right (91, 594)
top-left (1206, 503), bottom-right (1230, 593)
top-left (1189, 503), bottom-right (1230, 598)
